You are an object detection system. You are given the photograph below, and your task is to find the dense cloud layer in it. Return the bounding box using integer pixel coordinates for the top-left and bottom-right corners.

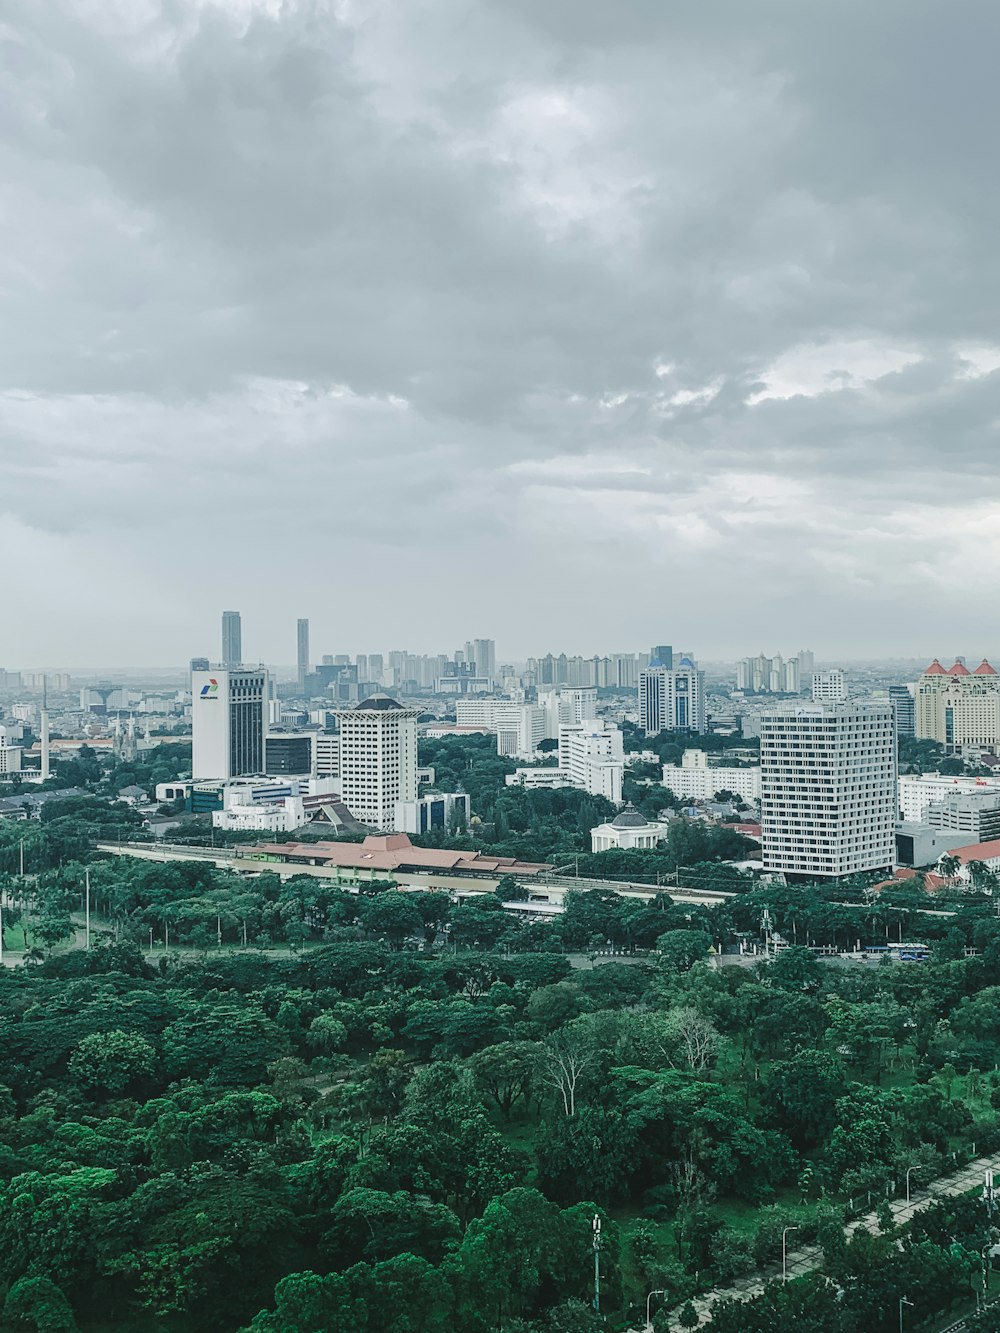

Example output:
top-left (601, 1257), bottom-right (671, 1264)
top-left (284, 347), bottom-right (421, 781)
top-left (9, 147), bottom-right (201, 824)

top-left (3, 0), bottom-right (999, 665)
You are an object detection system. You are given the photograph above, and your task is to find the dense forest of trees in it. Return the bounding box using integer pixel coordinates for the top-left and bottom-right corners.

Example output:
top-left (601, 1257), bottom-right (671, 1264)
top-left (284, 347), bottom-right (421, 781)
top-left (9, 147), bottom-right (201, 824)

top-left (0, 807), bottom-right (996, 1327)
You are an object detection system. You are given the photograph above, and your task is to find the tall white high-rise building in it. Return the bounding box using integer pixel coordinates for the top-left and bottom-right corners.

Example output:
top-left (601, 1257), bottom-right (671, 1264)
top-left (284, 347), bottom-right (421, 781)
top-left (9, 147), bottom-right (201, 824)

top-left (759, 702), bottom-right (896, 880)
top-left (558, 719), bottom-right (624, 803)
top-left (638, 656), bottom-right (706, 736)
top-left (221, 611), bottom-right (242, 667)
top-left (337, 694), bottom-right (419, 831)
top-left (192, 667), bottom-right (268, 779)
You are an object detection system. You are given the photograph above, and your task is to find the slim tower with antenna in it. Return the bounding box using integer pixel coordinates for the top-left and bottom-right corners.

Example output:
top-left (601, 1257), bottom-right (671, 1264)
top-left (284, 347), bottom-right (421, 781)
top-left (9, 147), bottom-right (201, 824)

top-left (40, 676), bottom-right (50, 782)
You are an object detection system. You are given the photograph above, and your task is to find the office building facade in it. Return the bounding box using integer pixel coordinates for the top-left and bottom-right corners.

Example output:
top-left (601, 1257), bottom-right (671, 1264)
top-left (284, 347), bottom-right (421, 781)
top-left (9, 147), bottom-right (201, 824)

top-left (889, 684), bottom-right (916, 739)
top-left (192, 667), bottom-right (267, 780)
top-left (759, 702), bottom-right (896, 880)
top-left (638, 656), bottom-right (706, 736)
top-left (337, 694), bottom-right (419, 831)
top-left (915, 658), bottom-right (1000, 748)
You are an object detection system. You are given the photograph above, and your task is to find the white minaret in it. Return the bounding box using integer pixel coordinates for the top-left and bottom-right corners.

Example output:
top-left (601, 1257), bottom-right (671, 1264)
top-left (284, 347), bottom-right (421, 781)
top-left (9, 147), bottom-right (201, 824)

top-left (40, 677), bottom-right (50, 782)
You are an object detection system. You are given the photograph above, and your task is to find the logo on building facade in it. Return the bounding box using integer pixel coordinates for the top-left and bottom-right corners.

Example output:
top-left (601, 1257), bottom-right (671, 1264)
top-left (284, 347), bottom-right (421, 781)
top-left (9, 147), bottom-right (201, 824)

top-left (200, 679), bottom-right (219, 697)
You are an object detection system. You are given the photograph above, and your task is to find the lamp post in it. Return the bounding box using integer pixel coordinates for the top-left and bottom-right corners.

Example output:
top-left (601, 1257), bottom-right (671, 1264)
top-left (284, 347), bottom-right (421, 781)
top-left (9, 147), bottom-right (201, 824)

top-left (899, 1295), bottom-right (913, 1333)
top-left (592, 1215), bottom-right (602, 1314)
top-left (905, 1166), bottom-right (915, 1205)
top-left (645, 1288), bottom-right (665, 1330)
top-left (782, 1225), bottom-right (799, 1282)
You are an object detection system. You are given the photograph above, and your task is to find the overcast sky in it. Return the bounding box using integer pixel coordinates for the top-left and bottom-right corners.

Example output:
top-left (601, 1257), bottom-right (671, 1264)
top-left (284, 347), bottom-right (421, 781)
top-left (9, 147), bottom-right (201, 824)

top-left (4, 0), bottom-right (1000, 668)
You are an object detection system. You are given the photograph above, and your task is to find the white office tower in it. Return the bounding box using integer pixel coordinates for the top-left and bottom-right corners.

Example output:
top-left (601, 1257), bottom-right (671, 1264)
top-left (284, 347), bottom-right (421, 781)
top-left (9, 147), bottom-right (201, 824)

top-left (638, 656), bottom-right (706, 736)
top-left (538, 687), bottom-right (599, 738)
top-left (192, 667), bottom-right (268, 780)
top-left (558, 719), bottom-right (624, 803)
top-left (759, 702), bottom-right (896, 881)
top-left (811, 669), bottom-right (848, 703)
top-left (337, 694), bottom-right (418, 831)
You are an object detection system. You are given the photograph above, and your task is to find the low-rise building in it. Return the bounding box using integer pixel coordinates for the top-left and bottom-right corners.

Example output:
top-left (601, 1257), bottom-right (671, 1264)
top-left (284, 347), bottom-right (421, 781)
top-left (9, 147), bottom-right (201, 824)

top-left (590, 804), bottom-right (668, 853)
top-left (661, 748), bottom-right (761, 803)
top-left (394, 792), bottom-right (470, 835)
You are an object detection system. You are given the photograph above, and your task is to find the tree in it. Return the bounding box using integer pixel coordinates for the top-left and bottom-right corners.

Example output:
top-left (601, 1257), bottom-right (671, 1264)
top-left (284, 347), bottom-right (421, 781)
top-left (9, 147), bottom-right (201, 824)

top-left (69, 1030), bottom-right (155, 1096)
top-left (468, 1042), bottom-right (537, 1120)
top-left (359, 893), bottom-right (423, 948)
top-left (657, 929), bottom-right (712, 973)
top-left (2, 1276), bottom-right (78, 1332)
top-left (678, 1301), bottom-right (700, 1329)
top-left (536, 1028), bottom-right (596, 1117)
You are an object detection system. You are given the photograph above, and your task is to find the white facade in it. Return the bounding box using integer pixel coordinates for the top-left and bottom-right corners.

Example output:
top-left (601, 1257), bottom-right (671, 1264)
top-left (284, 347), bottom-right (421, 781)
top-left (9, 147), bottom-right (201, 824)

top-left (661, 749), bottom-right (761, 802)
top-left (213, 797), bottom-right (304, 833)
top-left (192, 667), bottom-right (268, 780)
top-left (337, 695), bottom-right (419, 831)
top-left (915, 659), bottom-right (1000, 747)
top-left (897, 773), bottom-right (1000, 822)
top-left (314, 733), bottom-right (341, 778)
top-left (590, 805), bottom-right (667, 852)
top-left (811, 669), bottom-right (848, 703)
top-left (638, 657), bottom-right (706, 736)
top-left (759, 702), bottom-right (896, 879)
top-left (394, 792), bottom-right (471, 835)
top-left (0, 746), bottom-right (22, 775)
top-left (737, 654), bottom-right (801, 694)
top-left (556, 719), bottom-right (625, 802)
top-left (538, 687), bottom-right (598, 739)
top-left (455, 699), bottom-right (546, 759)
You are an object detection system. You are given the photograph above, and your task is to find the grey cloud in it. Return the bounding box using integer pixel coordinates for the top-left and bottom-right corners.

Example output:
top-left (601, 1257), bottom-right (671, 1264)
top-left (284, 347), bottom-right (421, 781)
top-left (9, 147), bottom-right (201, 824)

top-left (3, 0), bottom-right (1000, 662)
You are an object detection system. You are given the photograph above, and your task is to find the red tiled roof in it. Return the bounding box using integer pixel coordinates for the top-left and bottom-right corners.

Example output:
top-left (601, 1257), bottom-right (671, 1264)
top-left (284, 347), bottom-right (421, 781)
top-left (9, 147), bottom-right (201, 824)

top-left (923, 659), bottom-right (947, 675)
top-left (948, 661), bottom-right (971, 676)
top-left (950, 839), bottom-right (1000, 864)
top-left (238, 833), bottom-right (552, 876)
top-left (975, 660), bottom-right (999, 676)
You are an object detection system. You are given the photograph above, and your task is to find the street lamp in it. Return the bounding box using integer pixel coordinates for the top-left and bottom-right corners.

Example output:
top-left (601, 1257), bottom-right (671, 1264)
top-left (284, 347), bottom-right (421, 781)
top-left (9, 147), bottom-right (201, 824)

top-left (645, 1289), bottom-right (666, 1330)
top-left (905, 1166), bottom-right (916, 1205)
top-left (782, 1226), bottom-right (799, 1282)
top-left (899, 1295), bottom-right (914, 1333)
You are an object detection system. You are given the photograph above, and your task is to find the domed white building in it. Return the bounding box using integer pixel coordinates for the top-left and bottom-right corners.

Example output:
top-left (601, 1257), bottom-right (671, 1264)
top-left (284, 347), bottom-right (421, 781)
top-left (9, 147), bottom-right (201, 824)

top-left (590, 804), bottom-right (668, 853)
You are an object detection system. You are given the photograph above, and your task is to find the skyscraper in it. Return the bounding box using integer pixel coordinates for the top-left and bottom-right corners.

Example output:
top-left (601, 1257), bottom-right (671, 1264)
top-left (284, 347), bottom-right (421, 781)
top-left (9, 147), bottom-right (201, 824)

top-left (221, 611), bottom-right (242, 667)
top-left (192, 667), bottom-right (267, 779)
top-left (473, 639), bottom-right (496, 683)
top-left (337, 694), bottom-right (419, 831)
top-left (889, 684), bottom-right (916, 739)
top-left (759, 702), bottom-right (896, 881)
top-left (638, 656), bottom-right (706, 736)
top-left (650, 645), bottom-right (673, 670)
top-left (297, 619), bottom-right (310, 691)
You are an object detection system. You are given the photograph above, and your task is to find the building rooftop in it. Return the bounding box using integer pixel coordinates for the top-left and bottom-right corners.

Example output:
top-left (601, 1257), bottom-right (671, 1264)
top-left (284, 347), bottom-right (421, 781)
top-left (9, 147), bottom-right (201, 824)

top-left (611, 803), bottom-right (650, 828)
top-left (975, 660), bottom-right (999, 676)
top-left (355, 694), bottom-right (406, 710)
top-left (948, 661), bottom-right (971, 676)
top-left (923, 659), bottom-right (947, 675)
top-left (949, 838), bottom-right (1000, 864)
top-left (238, 833), bottom-right (553, 878)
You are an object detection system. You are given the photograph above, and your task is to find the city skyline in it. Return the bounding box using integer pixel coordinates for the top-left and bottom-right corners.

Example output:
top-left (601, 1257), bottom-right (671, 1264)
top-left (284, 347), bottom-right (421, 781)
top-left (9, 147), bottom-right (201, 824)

top-left (5, 4), bottom-right (1000, 660)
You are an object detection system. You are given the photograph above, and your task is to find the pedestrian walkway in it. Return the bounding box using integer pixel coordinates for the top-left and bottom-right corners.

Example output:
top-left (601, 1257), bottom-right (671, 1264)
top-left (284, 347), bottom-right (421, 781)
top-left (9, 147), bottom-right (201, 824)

top-left (653, 1154), bottom-right (998, 1330)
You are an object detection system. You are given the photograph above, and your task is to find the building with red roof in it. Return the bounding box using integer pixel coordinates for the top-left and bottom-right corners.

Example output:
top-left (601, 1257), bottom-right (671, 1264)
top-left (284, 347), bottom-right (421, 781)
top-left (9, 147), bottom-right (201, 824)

top-left (916, 656), bottom-right (1000, 749)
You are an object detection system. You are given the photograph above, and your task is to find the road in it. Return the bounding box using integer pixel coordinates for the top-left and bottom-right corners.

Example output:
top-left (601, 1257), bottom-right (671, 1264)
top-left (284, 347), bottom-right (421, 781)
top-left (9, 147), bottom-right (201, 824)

top-left (652, 1155), bottom-right (998, 1330)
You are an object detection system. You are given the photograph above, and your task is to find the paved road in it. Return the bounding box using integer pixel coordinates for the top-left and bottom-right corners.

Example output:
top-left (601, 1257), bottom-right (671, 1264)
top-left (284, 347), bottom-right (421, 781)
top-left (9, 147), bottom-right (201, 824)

top-left (652, 1155), bottom-right (997, 1331)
